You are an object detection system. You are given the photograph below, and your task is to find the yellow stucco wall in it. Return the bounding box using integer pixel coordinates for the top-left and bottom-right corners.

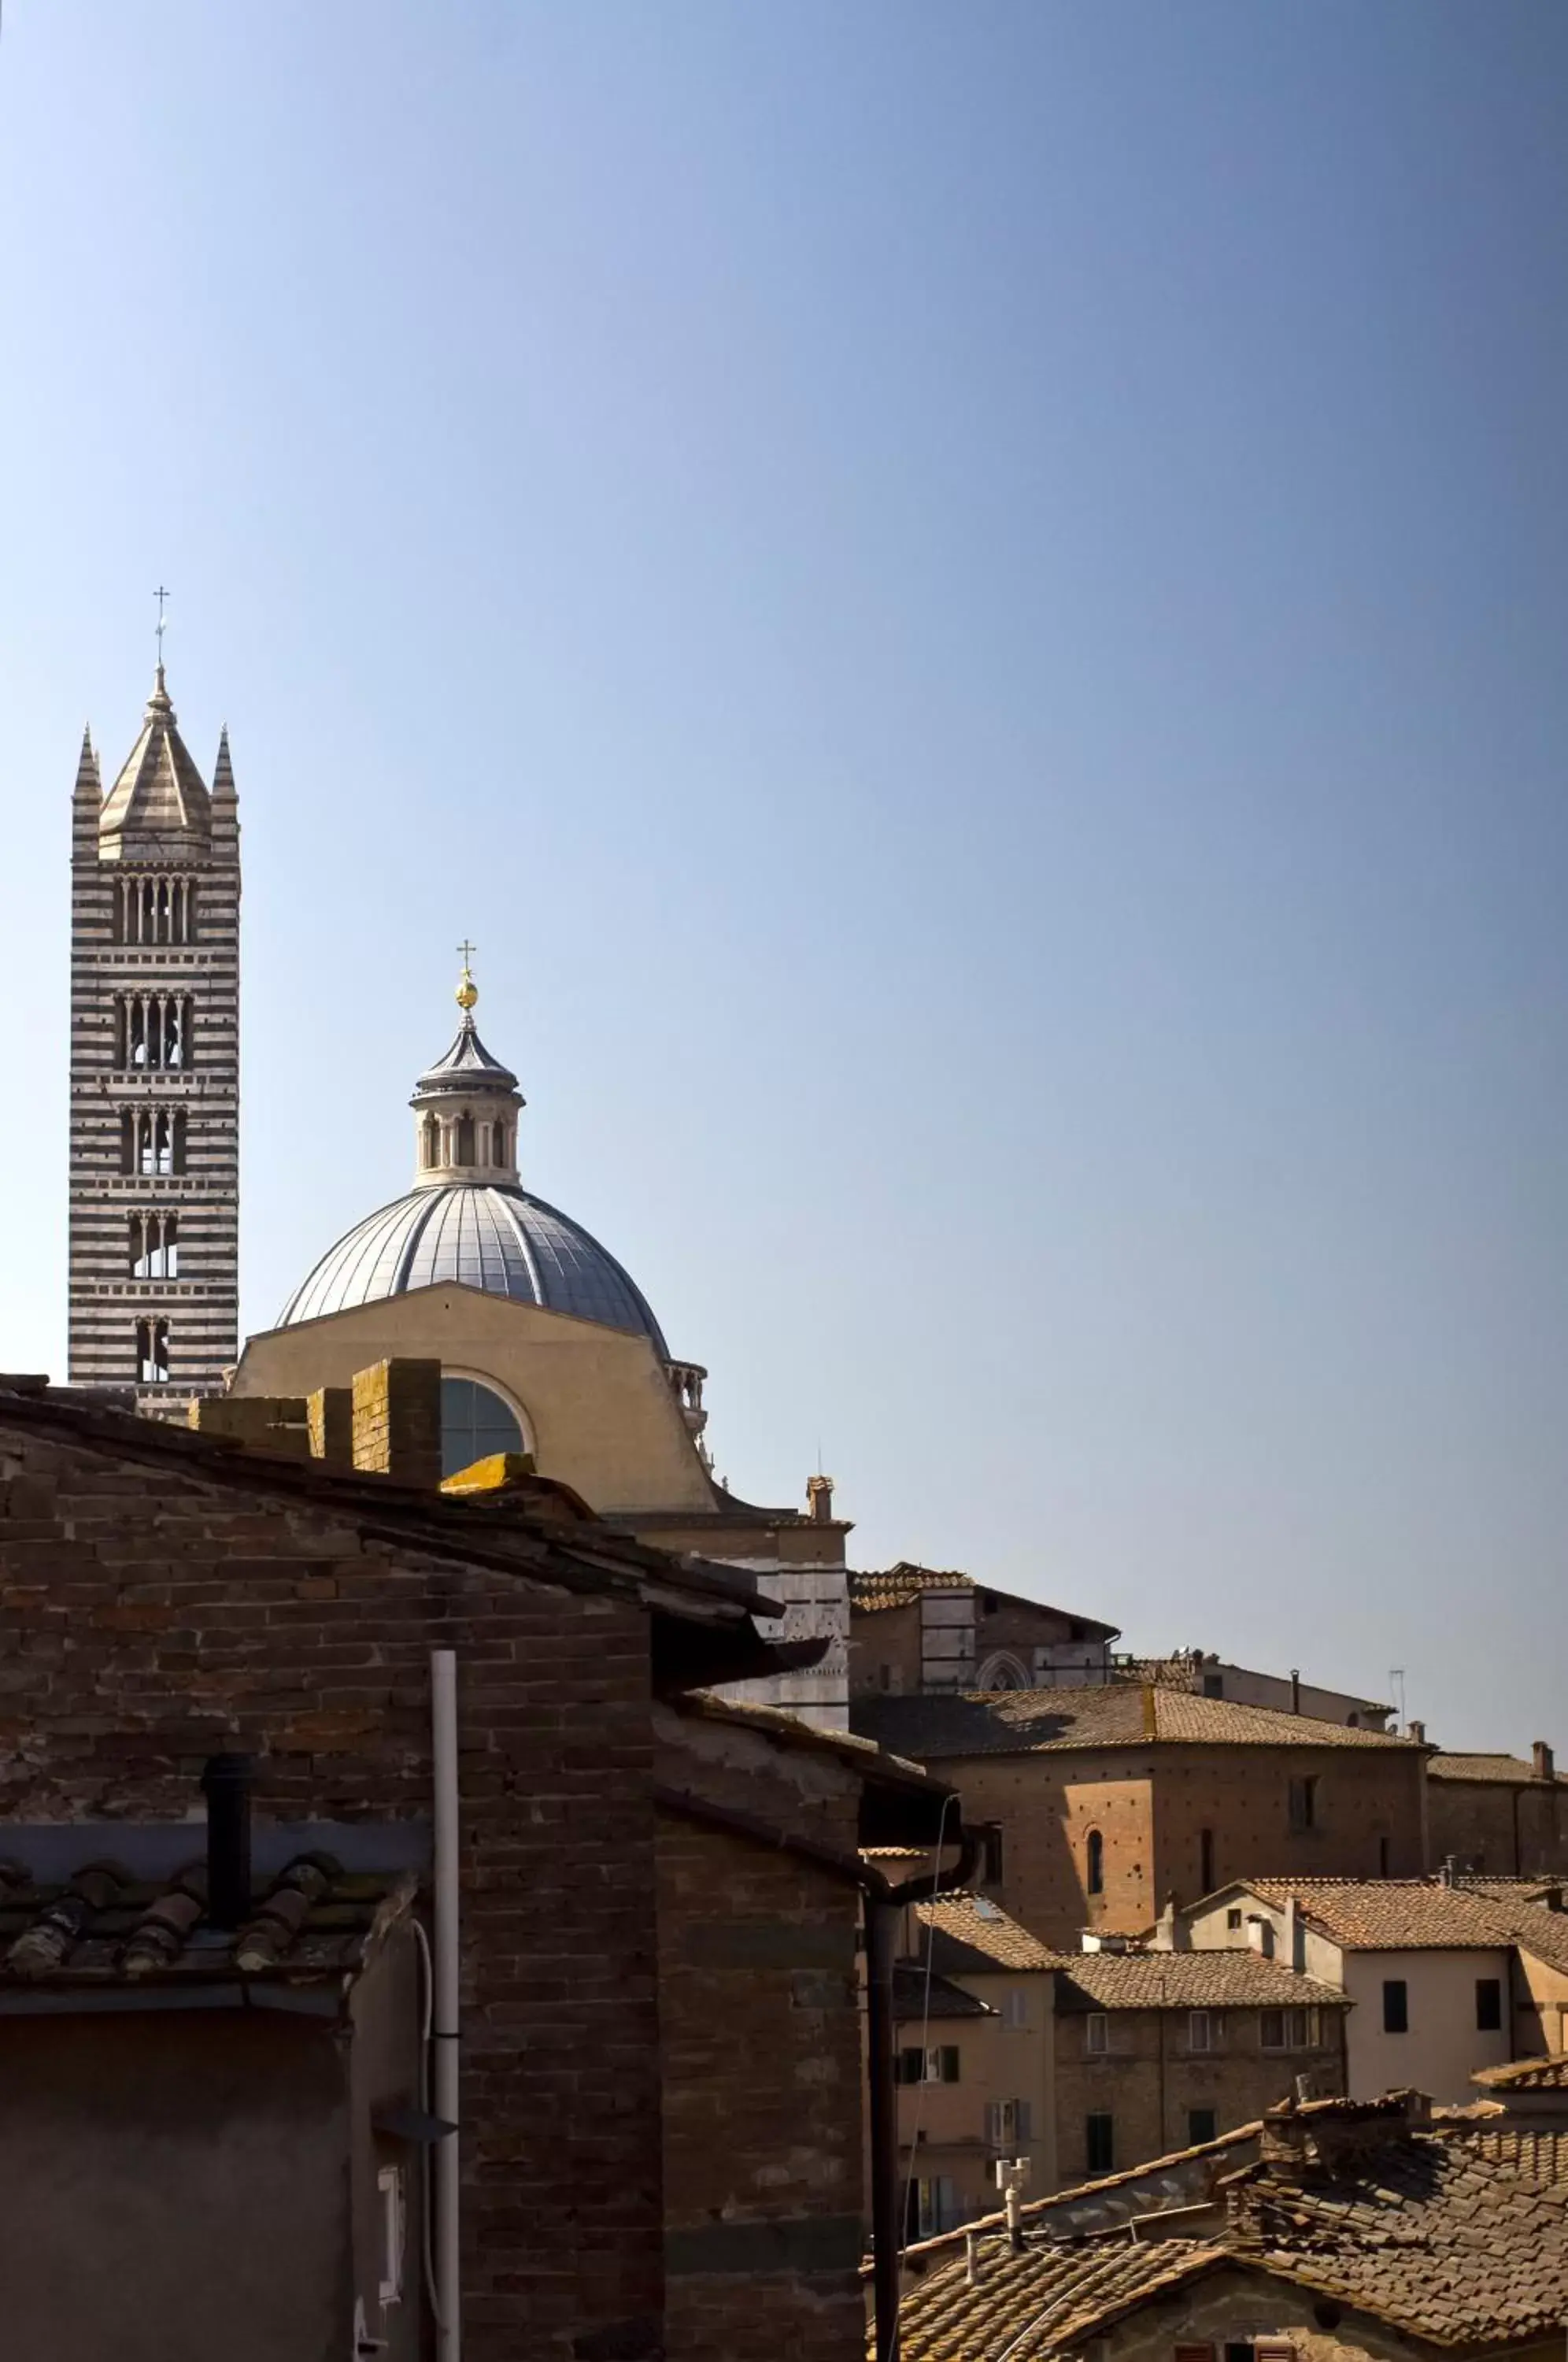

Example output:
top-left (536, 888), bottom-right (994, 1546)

top-left (231, 1285), bottom-right (716, 1515)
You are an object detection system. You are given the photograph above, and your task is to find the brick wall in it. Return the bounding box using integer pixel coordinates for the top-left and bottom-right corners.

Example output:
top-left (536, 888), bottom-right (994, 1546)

top-left (1151, 1746), bottom-right (1429, 1908)
top-left (1051, 2005), bottom-right (1348, 2186)
top-left (0, 1412), bottom-right (664, 2362)
top-left (653, 1711), bottom-right (868, 2362)
top-left (919, 1744), bottom-right (1427, 1950)
top-left (1428, 1777), bottom-right (1568, 1878)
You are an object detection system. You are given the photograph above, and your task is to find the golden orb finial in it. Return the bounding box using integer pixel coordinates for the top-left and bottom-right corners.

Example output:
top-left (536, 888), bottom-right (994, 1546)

top-left (456, 938), bottom-right (478, 1012)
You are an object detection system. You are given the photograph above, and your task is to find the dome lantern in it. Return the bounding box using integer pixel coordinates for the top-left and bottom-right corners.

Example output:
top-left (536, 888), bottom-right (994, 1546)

top-left (410, 954), bottom-right (524, 1189)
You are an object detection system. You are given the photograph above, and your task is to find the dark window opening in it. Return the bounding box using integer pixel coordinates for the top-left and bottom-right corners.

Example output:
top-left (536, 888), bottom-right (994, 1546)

top-left (1200, 1828), bottom-right (1215, 1893)
top-left (1226, 1908), bottom-right (1243, 1931)
top-left (1202, 1672), bottom-right (1224, 1698)
top-left (981, 1590), bottom-right (999, 1615)
top-left (1288, 1775), bottom-right (1318, 1831)
top-left (1383, 1979), bottom-right (1408, 2034)
top-left (1476, 1979), bottom-right (1503, 2032)
top-left (1085, 1828), bottom-right (1104, 1896)
top-left (135, 1317), bottom-right (170, 1385)
top-left (1188, 2108), bottom-right (1217, 2145)
top-left (1379, 1835), bottom-right (1390, 1877)
top-left (455, 1113), bottom-right (475, 1166)
top-left (1085, 2112), bottom-right (1115, 2175)
top-left (981, 1825), bottom-right (1004, 1886)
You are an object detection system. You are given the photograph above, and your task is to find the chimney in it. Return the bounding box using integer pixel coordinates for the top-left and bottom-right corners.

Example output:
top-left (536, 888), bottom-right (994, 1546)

top-left (1289, 1669), bottom-right (1301, 1716)
top-left (1534, 1742), bottom-right (1555, 1783)
top-left (1284, 1893), bottom-right (1301, 1969)
top-left (1408, 1719), bottom-right (1426, 1746)
top-left (806, 1473), bottom-right (834, 1524)
top-left (201, 1753), bottom-right (253, 1931)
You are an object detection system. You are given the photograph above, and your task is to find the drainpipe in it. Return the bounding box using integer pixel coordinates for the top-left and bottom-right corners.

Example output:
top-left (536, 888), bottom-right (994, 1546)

top-left (866, 1894), bottom-right (902, 2362)
top-left (431, 1650), bottom-right (461, 2362)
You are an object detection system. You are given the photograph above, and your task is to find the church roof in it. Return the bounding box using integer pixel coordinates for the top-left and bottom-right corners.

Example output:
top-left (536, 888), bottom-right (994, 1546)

top-left (413, 1014), bottom-right (520, 1098)
top-left (98, 668), bottom-right (212, 846)
top-left (276, 1181), bottom-right (670, 1353)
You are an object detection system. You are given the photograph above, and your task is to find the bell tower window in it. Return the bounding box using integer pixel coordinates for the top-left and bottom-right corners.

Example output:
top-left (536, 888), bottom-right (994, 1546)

top-left (135, 1317), bottom-right (171, 1383)
top-left (129, 1212), bottom-right (179, 1280)
top-left (113, 875), bottom-right (197, 946)
top-left (116, 994), bottom-right (193, 1071)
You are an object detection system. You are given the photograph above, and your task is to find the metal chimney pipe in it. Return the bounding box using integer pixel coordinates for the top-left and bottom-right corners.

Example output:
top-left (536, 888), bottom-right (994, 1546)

top-left (201, 1753), bottom-right (253, 1931)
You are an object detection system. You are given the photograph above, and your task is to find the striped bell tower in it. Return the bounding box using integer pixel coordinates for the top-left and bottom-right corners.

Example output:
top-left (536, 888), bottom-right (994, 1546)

top-left (67, 665), bottom-right (240, 1404)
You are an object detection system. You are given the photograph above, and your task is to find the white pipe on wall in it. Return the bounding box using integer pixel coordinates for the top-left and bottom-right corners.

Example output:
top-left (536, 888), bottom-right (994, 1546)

top-left (431, 1649), bottom-right (462, 2362)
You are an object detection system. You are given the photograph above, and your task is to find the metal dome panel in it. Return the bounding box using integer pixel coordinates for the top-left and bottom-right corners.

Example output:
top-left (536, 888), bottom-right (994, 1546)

top-left (276, 1182), bottom-right (668, 1354)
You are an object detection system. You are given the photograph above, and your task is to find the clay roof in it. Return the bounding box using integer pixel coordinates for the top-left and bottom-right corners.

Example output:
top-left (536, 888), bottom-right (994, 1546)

top-left (851, 1564), bottom-right (973, 1612)
top-left (894, 2237), bottom-right (1225, 2362)
top-left (913, 1893), bottom-right (1060, 1973)
top-left (849, 1565), bottom-right (1118, 1637)
top-left (0, 1857), bottom-right (410, 1993)
top-left (853, 1684), bottom-right (1422, 1761)
top-left (1231, 2131), bottom-right (1568, 2345)
top-left (1472, 2053), bottom-right (1568, 2092)
top-left (671, 1690), bottom-right (952, 1799)
top-left (893, 1964), bottom-right (994, 2022)
top-left (895, 2127), bottom-right (1568, 2357)
top-left (1241, 1878), bottom-right (1568, 1970)
top-left (1429, 1750), bottom-right (1568, 1785)
top-left (1054, 1952), bottom-right (1348, 2012)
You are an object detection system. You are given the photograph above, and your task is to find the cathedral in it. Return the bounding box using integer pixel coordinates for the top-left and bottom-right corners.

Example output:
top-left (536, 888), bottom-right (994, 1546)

top-left (65, 667), bottom-right (849, 1724)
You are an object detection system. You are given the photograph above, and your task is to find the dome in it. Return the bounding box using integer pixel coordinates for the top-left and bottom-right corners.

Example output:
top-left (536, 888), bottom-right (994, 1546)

top-left (276, 1180), bottom-right (670, 1353)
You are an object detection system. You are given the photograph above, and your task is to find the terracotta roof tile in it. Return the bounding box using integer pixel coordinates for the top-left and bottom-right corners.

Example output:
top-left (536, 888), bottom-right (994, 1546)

top-left (1429, 1751), bottom-right (1568, 1786)
top-left (914, 1893), bottom-right (1060, 1973)
top-left (1054, 1952), bottom-right (1347, 2012)
top-left (0, 1857), bottom-right (410, 1989)
top-left (850, 1564), bottom-right (974, 1613)
top-left (893, 1964), bottom-right (994, 2022)
top-left (895, 2125), bottom-right (1568, 2358)
top-left (1241, 1878), bottom-right (1568, 1971)
top-left (893, 2234), bottom-right (1226, 2362)
top-left (1472, 2053), bottom-right (1568, 2092)
top-left (854, 1685), bottom-right (1422, 1761)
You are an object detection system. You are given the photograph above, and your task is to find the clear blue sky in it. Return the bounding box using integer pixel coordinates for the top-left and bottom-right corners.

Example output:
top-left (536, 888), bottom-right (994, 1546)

top-left (4, 3), bottom-right (1566, 1751)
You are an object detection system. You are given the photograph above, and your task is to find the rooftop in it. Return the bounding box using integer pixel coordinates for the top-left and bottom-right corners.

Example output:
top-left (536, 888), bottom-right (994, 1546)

top-left (853, 1684), bottom-right (1423, 1761)
top-left (893, 2118), bottom-right (1568, 2358)
top-left (893, 1964), bottom-right (995, 2022)
top-left (1233, 1878), bottom-right (1568, 1969)
top-left (1472, 2053), bottom-right (1568, 2093)
top-left (913, 1892), bottom-right (1060, 1975)
top-left (848, 1564), bottom-right (1117, 1637)
top-left (1429, 1749), bottom-right (1567, 1785)
top-left (1056, 1951), bottom-right (1348, 2013)
top-left (0, 1857), bottom-right (410, 1996)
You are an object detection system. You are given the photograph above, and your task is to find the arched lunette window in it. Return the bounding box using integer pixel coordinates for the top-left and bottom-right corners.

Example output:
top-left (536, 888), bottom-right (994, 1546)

top-left (440, 1376), bottom-right (524, 1479)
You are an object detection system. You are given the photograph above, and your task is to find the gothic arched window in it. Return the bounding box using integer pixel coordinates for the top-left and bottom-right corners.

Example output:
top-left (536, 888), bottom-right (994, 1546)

top-left (1085, 1828), bottom-right (1104, 1897)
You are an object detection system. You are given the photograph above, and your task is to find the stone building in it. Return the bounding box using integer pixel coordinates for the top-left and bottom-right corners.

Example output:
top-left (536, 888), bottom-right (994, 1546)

top-left (67, 668), bottom-right (240, 1401)
top-left (849, 1565), bottom-right (1118, 1697)
top-left (228, 968), bottom-right (850, 1726)
top-left (1426, 1743), bottom-right (1568, 1876)
top-left (0, 1368), bottom-right (957, 2362)
top-left (853, 1685), bottom-right (1429, 1949)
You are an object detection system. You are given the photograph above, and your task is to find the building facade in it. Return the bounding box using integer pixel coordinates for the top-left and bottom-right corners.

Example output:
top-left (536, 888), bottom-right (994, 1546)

top-left (854, 1686), bottom-right (1429, 1949)
top-left (67, 669), bottom-right (240, 1402)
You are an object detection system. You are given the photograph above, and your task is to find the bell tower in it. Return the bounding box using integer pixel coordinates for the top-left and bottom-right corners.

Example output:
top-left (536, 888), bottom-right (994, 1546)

top-left (66, 664), bottom-right (241, 1403)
